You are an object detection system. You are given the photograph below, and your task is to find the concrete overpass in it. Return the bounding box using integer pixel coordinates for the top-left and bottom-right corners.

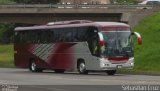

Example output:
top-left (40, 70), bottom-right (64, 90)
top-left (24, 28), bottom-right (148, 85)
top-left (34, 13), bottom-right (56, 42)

top-left (0, 4), bottom-right (157, 27)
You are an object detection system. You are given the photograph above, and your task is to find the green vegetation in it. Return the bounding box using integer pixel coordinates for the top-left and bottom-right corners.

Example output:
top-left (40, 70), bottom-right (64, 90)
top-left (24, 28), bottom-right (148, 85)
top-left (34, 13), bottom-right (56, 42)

top-left (0, 0), bottom-right (13, 4)
top-left (111, 0), bottom-right (139, 4)
top-left (0, 45), bottom-right (14, 67)
top-left (133, 12), bottom-right (160, 72)
top-left (0, 23), bottom-right (15, 44)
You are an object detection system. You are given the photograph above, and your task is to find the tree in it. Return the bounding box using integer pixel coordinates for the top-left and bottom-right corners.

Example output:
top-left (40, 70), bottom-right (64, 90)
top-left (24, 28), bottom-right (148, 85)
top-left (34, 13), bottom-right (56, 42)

top-left (0, 23), bottom-right (15, 44)
top-left (12, 0), bottom-right (60, 4)
top-left (110, 0), bottom-right (139, 4)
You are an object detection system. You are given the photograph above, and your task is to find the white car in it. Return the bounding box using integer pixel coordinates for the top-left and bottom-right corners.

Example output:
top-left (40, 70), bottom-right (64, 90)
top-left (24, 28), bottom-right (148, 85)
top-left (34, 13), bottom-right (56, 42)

top-left (139, 0), bottom-right (160, 5)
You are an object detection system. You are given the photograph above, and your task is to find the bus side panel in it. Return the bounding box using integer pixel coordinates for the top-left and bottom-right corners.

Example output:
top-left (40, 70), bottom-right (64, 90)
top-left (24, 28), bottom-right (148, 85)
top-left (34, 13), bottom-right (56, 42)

top-left (14, 43), bottom-right (33, 68)
top-left (14, 43), bottom-right (49, 68)
top-left (47, 43), bottom-right (76, 70)
top-left (74, 42), bottom-right (101, 70)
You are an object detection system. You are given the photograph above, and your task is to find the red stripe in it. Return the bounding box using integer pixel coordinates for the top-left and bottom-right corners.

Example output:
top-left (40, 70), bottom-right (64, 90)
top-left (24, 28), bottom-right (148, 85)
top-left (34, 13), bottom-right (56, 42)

top-left (108, 58), bottom-right (128, 63)
top-left (48, 43), bottom-right (76, 70)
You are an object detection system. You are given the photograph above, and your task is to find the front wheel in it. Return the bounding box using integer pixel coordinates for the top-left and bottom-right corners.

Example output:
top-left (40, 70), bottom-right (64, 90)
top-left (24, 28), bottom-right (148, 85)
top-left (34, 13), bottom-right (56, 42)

top-left (77, 62), bottom-right (88, 74)
top-left (106, 70), bottom-right (116, 75)
top-left (29, 60), bottom-right (43, 72)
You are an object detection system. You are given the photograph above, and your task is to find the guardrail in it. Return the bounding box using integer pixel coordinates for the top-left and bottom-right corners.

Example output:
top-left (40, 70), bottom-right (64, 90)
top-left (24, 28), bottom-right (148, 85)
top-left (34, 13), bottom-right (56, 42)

top-left (0, 4), bottom-right (153, 9)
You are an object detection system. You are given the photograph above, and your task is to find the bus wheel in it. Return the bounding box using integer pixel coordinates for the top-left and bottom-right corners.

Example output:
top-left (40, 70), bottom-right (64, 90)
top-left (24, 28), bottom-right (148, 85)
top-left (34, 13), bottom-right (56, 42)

top-left (29, 60), bottom-right (42, 72)
top-left (78, 62), bottom-right (88, 74)
top-left (54, 69), bottom-right (65, 73)
top-left (106, 70), bottom-right (116, 75)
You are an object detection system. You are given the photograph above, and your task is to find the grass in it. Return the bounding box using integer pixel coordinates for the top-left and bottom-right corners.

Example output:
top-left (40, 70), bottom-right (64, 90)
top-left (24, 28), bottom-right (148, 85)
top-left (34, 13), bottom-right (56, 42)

top-left (0, 0), bottom-right (14, 4)
top-left (0, 44), bottom-right (14, 68)
top-left (132, 12), bottom-right (160, 73)
top-left (118, 12), bottom-right (160, 75)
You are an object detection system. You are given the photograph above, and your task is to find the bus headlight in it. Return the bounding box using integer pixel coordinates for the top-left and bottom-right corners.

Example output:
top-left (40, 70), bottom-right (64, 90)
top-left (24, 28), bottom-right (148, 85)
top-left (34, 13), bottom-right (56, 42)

top-left (130, 62), bottom-right (134, 66)
top-left (101, 63), bottom-right (105, 67)
top-left (100, 63), bottom-right (109, 67)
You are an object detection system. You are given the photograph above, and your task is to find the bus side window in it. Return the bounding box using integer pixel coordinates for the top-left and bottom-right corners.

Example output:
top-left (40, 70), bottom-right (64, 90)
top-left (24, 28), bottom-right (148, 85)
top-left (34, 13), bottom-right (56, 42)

top-left (59, 29), bottom-right (64, 42)
top-left (37, 31), bottom-right (42, 43)
top-left (20, 31), bottom-right (26, 43)
top-left (77, 27), bottom-right (87, 41)
top-left (28, 31), bottom-right (34, 43)
top-left (50, 29), bottom-right (55, 43)
top-left (49, 30), bottom-right (54, 43)
top-left (45, 30), bottom-right (53, 43)
top-left (42, 31), bottom-right (47, 43)
top-left (33, 31), bottom-right (39, 43)
top-left (14, 32), bottom-right (20, 43)
top-left (54, 29), bottom-right (60, 42)
top-left (72, 28), bottom-right (78, 42)
top-left (65, 28), bottom-right (73, 42)
top-left (25, 31), bottom-right (29, 43)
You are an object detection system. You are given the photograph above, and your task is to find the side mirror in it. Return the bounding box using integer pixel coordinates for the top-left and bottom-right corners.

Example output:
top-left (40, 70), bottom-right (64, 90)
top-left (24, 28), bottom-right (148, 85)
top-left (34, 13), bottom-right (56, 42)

top-left (98, 32), bottom-right (105, 46)
top-left (134, 32), bottom-right (142, 45)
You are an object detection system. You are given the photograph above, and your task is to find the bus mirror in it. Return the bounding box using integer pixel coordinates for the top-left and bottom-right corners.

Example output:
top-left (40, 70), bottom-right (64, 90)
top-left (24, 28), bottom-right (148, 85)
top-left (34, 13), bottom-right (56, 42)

top-left (98, 32), bottom-right (104, 46)
top-left (134, 32), bottom-right (142, 45)
top-left (99, 40), bottom-right (104, 46)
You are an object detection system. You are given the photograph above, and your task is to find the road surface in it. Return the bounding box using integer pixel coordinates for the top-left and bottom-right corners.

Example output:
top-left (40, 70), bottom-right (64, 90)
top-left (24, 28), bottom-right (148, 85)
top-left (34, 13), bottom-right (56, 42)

top-left (0, 68), bottom-right (160, 91)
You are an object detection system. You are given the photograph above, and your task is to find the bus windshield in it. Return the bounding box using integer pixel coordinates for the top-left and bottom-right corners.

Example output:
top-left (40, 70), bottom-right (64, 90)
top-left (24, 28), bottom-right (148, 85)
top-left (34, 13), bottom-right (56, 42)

top-left (102, 31), bottom-right (133, 58)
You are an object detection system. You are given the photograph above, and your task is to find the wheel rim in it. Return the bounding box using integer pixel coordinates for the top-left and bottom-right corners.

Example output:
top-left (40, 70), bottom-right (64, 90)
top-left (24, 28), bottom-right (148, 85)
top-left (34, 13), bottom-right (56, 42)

top-left (31, 62), bottom-right (36, 71)
top-left (79, 63), bottom-right (85, 73)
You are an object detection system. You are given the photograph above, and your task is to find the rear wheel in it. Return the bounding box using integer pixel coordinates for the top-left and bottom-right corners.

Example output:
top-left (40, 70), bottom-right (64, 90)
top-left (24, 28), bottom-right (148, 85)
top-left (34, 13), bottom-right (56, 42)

top-left (77, 61), bottom-right (88, 74)
top-left (54, 69), bottom-right (65, 73)
top-left (29, 60), bottom-right (43, 72)
top-left (106, 70), bottom-right (116, 75)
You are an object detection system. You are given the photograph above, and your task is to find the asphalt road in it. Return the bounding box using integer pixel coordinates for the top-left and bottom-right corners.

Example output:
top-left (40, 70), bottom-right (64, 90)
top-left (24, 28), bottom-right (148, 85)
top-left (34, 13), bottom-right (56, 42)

top-left (0, 68), bottom-right (160, 91)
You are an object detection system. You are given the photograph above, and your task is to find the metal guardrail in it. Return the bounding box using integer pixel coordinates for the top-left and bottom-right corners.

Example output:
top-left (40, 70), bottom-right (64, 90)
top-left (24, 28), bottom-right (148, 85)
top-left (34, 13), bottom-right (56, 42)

top-left (0, 4), bottom-right (153, 9)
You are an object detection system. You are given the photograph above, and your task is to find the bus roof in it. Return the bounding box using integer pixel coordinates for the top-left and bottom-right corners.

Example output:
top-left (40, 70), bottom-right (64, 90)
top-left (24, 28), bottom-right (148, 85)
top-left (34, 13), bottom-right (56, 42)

top-left (15, 20), bottom-right (130, 31)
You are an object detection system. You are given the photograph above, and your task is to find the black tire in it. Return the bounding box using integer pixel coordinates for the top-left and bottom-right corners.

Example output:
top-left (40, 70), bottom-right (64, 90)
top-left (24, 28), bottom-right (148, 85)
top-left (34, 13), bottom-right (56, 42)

top-left (106, 70), bottom-right (116, 75)
top-left (54, 69), bottom-right (65, 73)
top-left (77, 61), bottom-right (88, 74)
top-left (29, 60), bottom-right (43, 72)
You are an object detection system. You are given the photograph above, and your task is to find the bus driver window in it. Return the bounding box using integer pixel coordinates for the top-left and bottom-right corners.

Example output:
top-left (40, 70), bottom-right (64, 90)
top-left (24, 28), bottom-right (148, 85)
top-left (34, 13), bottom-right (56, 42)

top-left (87, 29), bottom-right (99, 56)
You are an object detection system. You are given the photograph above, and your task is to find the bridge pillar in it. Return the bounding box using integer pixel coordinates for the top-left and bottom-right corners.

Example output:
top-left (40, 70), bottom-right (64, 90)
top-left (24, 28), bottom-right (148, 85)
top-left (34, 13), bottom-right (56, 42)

top-left (120, 13), bottom-right (131, 24)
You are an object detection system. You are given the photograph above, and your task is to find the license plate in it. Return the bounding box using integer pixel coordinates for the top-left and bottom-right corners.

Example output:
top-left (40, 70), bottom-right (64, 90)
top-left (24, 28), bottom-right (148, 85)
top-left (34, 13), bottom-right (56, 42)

top-left (117, 65), bottom-right (122, 69)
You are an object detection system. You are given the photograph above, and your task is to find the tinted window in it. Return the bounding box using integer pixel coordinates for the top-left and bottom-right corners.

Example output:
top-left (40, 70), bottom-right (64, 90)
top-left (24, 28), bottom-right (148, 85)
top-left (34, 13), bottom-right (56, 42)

top-left (14, 26), bottom-right (98, 43)
top-left (15, 30), bottom-right (55, 43)
top-left (146, 1), bottom-right (160, 5)
top-left (77, 27), bottom-right (88, 41)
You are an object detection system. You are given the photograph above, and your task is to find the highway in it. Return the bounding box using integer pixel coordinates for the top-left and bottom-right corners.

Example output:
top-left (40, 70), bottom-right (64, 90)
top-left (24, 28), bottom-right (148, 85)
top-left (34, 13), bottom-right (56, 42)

top-left (0, 68), bottom-right (160, 91)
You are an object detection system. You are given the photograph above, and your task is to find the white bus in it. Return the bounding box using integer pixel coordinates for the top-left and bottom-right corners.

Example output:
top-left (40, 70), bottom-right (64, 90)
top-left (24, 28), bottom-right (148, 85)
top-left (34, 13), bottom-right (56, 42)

top-left (14, 20), bottom-right (142, 75)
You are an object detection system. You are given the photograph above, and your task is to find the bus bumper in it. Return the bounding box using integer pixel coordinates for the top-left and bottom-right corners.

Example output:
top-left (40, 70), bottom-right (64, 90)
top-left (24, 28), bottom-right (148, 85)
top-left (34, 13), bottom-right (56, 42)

top-left (99, 57), bottom-right (134, 70)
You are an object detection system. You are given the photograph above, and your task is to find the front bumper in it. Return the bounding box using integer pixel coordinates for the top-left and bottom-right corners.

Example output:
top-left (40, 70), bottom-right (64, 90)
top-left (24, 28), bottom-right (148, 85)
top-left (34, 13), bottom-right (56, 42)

top-left (100, 57), bottom-right (134, 70)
